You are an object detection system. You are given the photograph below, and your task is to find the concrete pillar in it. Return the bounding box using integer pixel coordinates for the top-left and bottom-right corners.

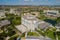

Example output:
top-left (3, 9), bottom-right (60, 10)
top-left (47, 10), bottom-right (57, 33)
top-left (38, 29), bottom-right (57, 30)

top-left (25, 32), bottom-right (27, 37)
top-left (56, 34), bottom-right (58, 40)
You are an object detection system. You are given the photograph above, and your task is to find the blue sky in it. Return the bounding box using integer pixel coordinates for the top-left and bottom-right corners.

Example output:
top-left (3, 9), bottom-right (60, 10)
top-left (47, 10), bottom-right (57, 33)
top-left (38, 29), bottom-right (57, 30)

top-left (0, 0), bottom-right (60, 5)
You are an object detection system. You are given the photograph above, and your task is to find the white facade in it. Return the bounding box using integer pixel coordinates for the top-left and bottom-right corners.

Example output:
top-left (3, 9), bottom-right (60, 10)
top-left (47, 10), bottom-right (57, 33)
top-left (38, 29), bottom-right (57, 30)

top-left (21, 14), bottom-right (43, 31)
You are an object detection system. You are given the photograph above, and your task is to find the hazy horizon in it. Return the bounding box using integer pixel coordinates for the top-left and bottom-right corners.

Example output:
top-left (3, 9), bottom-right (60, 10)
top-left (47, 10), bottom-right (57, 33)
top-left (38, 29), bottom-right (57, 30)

top-left (0, 0), bottom-right (60, 5)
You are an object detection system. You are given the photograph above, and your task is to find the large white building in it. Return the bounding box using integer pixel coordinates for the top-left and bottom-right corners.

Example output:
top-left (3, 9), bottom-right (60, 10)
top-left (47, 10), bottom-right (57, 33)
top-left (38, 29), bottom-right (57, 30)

top-left (16, 14), bottom-right (52, 33)
top-left (22, 14), bottom-right (45, 32)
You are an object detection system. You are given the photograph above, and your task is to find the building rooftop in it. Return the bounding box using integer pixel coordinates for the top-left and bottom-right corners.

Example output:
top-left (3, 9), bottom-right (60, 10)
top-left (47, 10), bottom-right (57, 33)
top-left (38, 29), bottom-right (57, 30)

top-left (15, 25), bottom-right (27, 33)
top-left (0, 20), bottom-right (10, 27)
top-left (38, 22), bottom-right (51, 29)
top-left (22, 14), bottom-right (42, 23)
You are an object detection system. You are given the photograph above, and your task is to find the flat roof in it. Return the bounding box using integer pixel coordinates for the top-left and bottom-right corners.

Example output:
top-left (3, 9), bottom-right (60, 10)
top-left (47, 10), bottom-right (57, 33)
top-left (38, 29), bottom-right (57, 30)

top-left (15, 25), bottom-right (27, 33)
top-left (22, 14), bottom-right (42, 22)
top-left (0, 20), bottom-right (10, 27)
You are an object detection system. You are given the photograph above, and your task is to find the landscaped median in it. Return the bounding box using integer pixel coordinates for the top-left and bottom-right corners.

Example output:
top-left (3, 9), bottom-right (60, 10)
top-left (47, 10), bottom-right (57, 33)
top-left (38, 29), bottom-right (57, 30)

top-left (8, 34), bottom-right (19, 40)
top-left (36, 29), bottom-right (55, 40)
top-left (36, 29), bottom-right (45, 36)
top-left (45, 29), bottom-right (55, 39)
top-left (27, 31), bottom-right (40, 36)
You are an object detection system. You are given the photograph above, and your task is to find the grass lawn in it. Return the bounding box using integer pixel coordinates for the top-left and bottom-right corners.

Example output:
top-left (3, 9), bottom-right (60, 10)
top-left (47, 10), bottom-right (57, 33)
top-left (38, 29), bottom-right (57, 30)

top-left (27, 32), bottom-right (39, 36)
top-left (49, 27), bottom-right (57, 32)
top-left (55, 31), bottom-right (60, 40)
top-left (20, 33), bottom-right (25, 37)
top-left (36, 29), bottom-right (45, 36)
top-left (38, 14), bottom-right (47, 20)
top-left (5, 13), bottom-right (21, 25)
top-left (11, 17), bottom-right (21, 25)
top-left (45, 30), bottom-right (55, 39)
top-left (58, 35), bottom-right (60, 40)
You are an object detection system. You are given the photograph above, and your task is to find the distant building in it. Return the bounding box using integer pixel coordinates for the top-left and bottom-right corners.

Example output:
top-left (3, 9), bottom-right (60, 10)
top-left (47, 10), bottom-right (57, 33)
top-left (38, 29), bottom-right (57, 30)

top-left (0, 10), bottom-right (6, 18)
top-left (10, 8), bottom-right (15, 13)
top-left (10, 8), bottom-right (20, 15)
top-left (44, 10), bottom-right (60, 18)
top-left (0, 20), bottom-right (10, 28)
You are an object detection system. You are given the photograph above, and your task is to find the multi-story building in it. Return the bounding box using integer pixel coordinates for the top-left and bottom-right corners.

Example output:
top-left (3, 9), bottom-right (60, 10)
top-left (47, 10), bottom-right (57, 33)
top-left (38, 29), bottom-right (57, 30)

top-left (22, 14), bottom-right (45, 32)
top-left (16, 14), bottom-right (52, 33)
